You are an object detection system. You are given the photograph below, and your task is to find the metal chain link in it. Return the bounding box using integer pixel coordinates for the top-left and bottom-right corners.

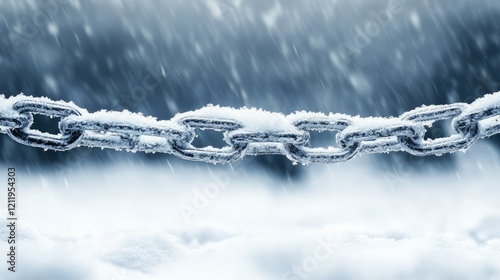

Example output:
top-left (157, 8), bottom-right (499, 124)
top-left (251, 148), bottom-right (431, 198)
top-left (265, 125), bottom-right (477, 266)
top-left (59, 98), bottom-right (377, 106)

top-left (0, 92), bottom-right (499, 164)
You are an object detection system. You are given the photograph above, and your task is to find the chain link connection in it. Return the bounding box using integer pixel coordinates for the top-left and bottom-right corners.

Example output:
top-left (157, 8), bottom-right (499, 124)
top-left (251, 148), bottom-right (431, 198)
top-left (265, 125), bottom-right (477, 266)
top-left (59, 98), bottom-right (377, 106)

top-left (0, 92), bottom-right (499, 164)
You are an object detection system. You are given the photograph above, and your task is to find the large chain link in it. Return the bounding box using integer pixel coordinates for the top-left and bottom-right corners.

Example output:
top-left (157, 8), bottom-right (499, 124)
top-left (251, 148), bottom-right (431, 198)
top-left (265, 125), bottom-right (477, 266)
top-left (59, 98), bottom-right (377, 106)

top-left (1, 92), bottom-right (499, 164)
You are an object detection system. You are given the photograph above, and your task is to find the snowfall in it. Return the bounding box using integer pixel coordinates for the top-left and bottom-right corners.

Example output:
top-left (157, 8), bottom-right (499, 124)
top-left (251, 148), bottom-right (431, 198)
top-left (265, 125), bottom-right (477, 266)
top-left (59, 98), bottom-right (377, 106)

top-left (1, 0), bottom-right (500, 279)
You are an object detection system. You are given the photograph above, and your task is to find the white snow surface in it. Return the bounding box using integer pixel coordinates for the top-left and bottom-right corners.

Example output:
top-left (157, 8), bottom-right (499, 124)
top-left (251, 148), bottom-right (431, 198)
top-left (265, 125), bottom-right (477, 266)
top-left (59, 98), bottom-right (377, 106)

top-left (174, 105), bottom-right (299, 133)
top-left (1, 141), bottom-right (500, 280)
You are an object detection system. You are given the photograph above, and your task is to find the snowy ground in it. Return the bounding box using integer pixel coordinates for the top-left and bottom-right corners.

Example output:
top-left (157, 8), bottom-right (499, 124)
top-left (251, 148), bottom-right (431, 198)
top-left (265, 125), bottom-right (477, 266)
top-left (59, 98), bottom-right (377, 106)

top-left (1, 141), bottom-right (500, 280)
top-left (1, 0), bottom-right (500, 279)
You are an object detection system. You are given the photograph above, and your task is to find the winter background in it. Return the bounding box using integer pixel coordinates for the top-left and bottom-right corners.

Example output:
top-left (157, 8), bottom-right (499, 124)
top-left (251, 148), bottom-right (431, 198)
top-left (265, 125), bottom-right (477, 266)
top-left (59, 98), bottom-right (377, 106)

top-left (1, 0), bottom-right (500, 279)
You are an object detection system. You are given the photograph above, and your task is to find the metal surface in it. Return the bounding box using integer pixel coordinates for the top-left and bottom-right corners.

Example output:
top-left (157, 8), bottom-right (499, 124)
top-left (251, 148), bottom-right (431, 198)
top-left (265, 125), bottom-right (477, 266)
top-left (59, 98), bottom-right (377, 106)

top-left (1, 92), bottom-right (499, 164)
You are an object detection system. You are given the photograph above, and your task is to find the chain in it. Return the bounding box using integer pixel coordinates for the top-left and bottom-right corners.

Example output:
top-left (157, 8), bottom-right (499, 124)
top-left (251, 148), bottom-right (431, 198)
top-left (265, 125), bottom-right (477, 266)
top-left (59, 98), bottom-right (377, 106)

top-left (0, 92), bottom-right (499, 164)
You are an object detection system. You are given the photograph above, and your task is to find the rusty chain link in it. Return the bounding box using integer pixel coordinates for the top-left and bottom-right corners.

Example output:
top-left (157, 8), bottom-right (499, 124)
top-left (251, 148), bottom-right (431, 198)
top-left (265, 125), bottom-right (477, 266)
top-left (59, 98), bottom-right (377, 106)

top-left (0, 92), bottom-right (499, 164)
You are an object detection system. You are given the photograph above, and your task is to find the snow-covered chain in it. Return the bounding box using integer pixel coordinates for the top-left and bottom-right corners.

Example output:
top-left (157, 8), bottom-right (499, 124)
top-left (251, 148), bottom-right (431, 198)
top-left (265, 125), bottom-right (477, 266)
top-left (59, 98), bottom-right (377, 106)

top-left (0, 92), bottom-right (499, 164)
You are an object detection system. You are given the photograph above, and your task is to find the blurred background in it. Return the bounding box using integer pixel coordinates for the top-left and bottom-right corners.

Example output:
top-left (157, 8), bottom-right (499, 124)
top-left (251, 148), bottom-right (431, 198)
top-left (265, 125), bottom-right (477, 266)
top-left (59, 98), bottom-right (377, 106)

top-left (0, 0), bottom-right (500, 177)
top-left (2, 1), bottom-right (500, 279)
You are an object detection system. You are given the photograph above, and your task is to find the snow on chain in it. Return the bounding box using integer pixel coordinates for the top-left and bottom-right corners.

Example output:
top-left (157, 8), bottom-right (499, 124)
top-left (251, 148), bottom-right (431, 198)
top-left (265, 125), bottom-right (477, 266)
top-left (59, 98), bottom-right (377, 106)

top-left (0, 91), bottom-right (499, 164)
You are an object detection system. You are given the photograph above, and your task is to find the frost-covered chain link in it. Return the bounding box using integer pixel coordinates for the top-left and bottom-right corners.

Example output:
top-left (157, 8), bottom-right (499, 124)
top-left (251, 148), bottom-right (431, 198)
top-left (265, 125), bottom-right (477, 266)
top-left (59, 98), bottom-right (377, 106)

top-left (0, 92), bottom-right (499, 164)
